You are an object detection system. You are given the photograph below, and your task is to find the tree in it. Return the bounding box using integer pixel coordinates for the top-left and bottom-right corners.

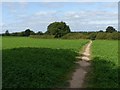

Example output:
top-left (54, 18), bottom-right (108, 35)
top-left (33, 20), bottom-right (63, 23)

top-left (88, 33), bottom-right (97, 40)
top-left (30, 31), bottom-right (36, 35)
top-left (11, 32), bottom-right (18, 36)
top-left (24, 29), bottom-right (31, 36)
top-left (24, 29), bottom-right (35, 36)
top-left (5, 30), bottom-right (10, 36)
top-left (96, 33), bottom-right (107, 39)
top-left (46, 21), bottom-right (71, 38)
top-left (98, 30), bottom-right (104, 32)
top-left (19, 32), bottom-right (25, 36)
top-left (106, 26), bottom-right (117, 33)
top-left (36, 31), bottom-right (43, 35)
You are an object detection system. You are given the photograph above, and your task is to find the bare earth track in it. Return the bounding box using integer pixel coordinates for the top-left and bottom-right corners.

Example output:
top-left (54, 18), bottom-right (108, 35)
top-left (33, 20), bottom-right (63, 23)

top-left (69, 40), bottom-right (92, 88)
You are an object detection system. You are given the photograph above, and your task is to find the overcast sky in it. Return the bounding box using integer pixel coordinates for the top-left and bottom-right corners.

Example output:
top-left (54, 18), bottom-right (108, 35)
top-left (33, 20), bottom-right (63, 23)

top-left (1, 1), bottom-right (118, 33)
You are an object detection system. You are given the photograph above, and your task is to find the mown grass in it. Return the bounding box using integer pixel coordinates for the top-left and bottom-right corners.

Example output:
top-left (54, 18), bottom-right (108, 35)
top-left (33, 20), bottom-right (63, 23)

top-left (2, 37), bottom-right (88, 51)
top-left (86, 40), bottom-right (119, 88)
top-left (2, 37), bottom-right (88, 88)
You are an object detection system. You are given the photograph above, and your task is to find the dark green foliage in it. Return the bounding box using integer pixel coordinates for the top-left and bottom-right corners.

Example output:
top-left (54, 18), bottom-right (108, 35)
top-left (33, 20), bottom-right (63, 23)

top-left (98, 30), bottom-right (104, 32)
top-left (11, 32), bottom-right (19, 36)
top-left (62, 32), bottom-right (120, 40)
top-left (96, 32), bottom-right (120, 40)
top-left (62, 33), bottom-right (87, 39)
top-left (2, 25), bottom-right (119, 40)
top-left (106, 26), bottom-right (117, 33)
top-left (19, 32), bottom-right (26, 36)
top-left (24, 29), bottom-right (35, 36)
top-left (61, 32), bottom-right (94, 40)
top-left (5, 30), bottom-right (10, 36)
top-left (30, 31), bottom-right (36, 35)
top-left (85, 40), bottom-right (119, 88)
top-left (118, 33), bottom-right (120, 40)
top-left (24, 29), bottom-right (31, 36)
top-left (88, 33), bottom-right (97, 40)
top-left (46, 21), bottom-right (71, 38)
top-left (11, 32), bottom-right (25, 36)
top-left (6, 29), bottom-right (36, 37)
top-left (30, 35), bottom-right (55, 39)
top-left (95, 32), bottom-right (107, 39)
top-left (61, 26), bottom-right (118, 40)
top-left (36, 31), bottom-right (43, 35)
top-left (112, 32), bottom-right (119, 40)
top-left (2, 48), bottom-right (77, 88)
top-left (86, 57), bottom-right (119, 88)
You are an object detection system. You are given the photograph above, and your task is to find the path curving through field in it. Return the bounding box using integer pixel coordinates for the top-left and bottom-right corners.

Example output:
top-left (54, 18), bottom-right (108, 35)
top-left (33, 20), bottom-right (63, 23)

top-left (69, 40), bottom-right (92, 88)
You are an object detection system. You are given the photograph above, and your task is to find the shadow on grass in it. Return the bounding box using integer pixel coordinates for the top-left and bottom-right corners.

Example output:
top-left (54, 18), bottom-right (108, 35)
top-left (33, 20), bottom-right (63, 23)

top-left (85, 57), bottom-right (119, 88)
top-left (2, 47), bottom-right (77, 88)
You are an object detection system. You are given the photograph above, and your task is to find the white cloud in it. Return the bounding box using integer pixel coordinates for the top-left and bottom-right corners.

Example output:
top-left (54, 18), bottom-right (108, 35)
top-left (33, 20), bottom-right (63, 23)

top-left (89, 20), bottom-right (118, 24)
top-left (104, 2), bottom-right (118, 8)
top-left (35, 11), bottom-right (58, 16)
top-left (2, 9), bottom-right (118, 33)
top-left (2, 2), bottom-right (118, 33)
top-left (0, 22), bottom-right (4, 26)
top-left (63, 10), bottom-right (118, 24)
top-left (74, 15), bottom-right (80, 18)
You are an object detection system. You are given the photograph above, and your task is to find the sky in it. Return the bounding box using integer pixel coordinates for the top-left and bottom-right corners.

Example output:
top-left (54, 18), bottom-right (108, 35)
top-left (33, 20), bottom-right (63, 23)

top-left (1, 1), bottom-right (119, 33)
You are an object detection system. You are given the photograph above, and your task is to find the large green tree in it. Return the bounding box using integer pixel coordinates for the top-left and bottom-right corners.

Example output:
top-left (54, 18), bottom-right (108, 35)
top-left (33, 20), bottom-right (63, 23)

top-left (24, 29), bottom-right (35, 36)
top-left (106, 26), bottom-right (117, 33)
top-left (46, 21), bottom-right (71, 38)
top-left (5, 30), bottom-right (10, 36)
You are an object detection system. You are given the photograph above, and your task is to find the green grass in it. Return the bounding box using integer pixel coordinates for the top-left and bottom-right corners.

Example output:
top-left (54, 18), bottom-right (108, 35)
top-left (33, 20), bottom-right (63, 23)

top-left (2, 36), bottom-right (88, 88)
top-left (2, 37), bottom-right (88, 51)
top-left (0, 36), bottom-right (2, 49)
top-left (86, 40), bottom-right (119, 88)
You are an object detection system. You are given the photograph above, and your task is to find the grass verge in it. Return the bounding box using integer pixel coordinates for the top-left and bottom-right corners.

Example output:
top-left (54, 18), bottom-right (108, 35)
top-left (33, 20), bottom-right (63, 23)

top-left (3, 47), bottom-right (77, 88)
top-left (85, 40), bottom-right (119, 88)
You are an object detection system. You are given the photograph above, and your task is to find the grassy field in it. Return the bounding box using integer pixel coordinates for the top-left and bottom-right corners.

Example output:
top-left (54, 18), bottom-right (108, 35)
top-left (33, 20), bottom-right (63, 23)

top-left (86, 40), bottom-right (119, 88)
top-left (2, 37), bottom-right (87, 51)
top-left (2, 37), bottom-right (119, 88)
top-left (2, 37), bottom-right (88, 88)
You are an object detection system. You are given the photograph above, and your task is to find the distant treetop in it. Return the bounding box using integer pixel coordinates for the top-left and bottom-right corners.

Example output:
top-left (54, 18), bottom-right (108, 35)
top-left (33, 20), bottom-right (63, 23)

top-left (106, 26), bottom-right (117, 33)
top-left (46, 21), bottom-right (71, 38)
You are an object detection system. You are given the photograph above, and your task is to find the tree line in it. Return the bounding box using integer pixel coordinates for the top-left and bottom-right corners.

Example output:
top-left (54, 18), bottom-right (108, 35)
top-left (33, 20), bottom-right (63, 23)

top-left (2, 29), bottom-right (43, 36)
top-left (2, 21), bottom-right (120, 40)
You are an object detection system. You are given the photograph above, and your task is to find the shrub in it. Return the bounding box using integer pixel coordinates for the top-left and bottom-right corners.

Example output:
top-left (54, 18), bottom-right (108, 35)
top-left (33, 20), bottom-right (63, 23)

top-left (30, 35), bottom-right (55, 39)
top-left (62, 33), bottom-right (87, 39)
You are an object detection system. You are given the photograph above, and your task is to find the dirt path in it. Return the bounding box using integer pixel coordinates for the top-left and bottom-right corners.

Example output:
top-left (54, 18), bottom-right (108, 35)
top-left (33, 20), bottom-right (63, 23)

top-left (69, 40), bottom-right (92, 88)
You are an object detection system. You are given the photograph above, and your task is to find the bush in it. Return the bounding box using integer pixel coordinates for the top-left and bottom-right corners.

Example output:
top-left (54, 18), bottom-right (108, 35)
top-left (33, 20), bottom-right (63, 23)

top-left (30, 35), bottom-right (55, 39)
top-left (96, 33), bottom-right (107, 39)
top-left (62, 33), bottom-right (87, 39)
top-left (96, 32), bottom-right (119, 40)
top-left (88, 33), bottom-right (97, 40)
